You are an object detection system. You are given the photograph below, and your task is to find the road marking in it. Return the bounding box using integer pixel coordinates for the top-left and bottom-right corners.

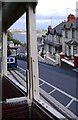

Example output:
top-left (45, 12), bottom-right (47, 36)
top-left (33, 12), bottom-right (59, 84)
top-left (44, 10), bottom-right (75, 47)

top-left (17, 66), bottom-right (78, 104)
top-left (49, 88), bottom-right (56, 95)
top-left (66, 99), bottom-right (74, 108)
top-left (17, 66), bottom-right (26, 72)
top-left (39, 78), bottom-right (78, 103)
top-left (39, 82), bottom-right (44, 87)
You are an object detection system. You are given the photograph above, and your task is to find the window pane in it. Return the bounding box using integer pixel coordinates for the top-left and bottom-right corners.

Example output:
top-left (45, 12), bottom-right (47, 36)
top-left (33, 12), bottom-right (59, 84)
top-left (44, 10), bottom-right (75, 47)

top-left (72, 29), bottom-right (75, 38)
top-left (65, 29), bottom-right (68, 38)
top-left (38, 1), bottom-right (78, 117)
top-left (7, 12), bottom-right (27, 95)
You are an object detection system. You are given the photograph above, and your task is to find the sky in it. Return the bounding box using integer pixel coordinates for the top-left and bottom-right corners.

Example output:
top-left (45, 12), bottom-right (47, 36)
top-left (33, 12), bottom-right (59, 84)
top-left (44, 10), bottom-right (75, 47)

top-left (10, 0), bottom-right (78, 30)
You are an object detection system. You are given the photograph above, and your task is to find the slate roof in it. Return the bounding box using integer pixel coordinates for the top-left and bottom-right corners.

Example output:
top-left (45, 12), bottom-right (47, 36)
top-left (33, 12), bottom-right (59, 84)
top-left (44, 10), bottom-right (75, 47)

top-left (46, 17), bottom-right (78, 36)
top-left (53, 22), bottom-right (65, 30)
top-left (73, 17), bottom-right (78, 22)
top-left (44, 40), bottom-right (62, 48)
top-left (64, 17), bottom-right (78, 28)
top-left (46, 22), bottom-right (65, 36)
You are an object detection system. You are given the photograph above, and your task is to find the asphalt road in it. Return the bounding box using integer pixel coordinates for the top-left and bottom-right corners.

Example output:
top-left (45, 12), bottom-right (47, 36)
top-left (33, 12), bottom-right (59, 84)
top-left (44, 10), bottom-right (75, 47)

top-left (17, 59), bottom-right (78, 117)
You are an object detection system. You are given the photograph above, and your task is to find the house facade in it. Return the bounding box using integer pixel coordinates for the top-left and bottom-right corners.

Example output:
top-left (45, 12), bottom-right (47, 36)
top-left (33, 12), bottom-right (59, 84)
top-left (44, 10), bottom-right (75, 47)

top-left (43, 14), bottom-right (78, 57)
top-left (43, 24), bottom-right (64, 55)
top-left (37, 36), bottom-right (44, 52)
top-left (62, 17), bottom-right (78, 57)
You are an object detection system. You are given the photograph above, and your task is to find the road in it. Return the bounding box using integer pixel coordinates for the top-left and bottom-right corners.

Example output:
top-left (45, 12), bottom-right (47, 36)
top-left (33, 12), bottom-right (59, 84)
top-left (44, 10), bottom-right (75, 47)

top-left (17, 59), bottom-right (78, 117)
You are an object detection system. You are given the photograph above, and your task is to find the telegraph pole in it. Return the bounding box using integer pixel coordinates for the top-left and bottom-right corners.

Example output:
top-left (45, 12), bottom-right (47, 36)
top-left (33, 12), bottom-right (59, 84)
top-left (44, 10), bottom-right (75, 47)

top-left (67, 8), bottom-right (69, 20)
top-left (50, 16), bottom-right (52, 27)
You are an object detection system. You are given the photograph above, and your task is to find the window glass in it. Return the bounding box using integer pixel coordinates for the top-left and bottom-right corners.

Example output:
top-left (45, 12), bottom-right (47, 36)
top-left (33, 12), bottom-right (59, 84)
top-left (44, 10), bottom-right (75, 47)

top-left (38, 1), bottom-right (78, 118)
top-left (72, 29), bottom-right (75, 38)
top-left (73, 46), bottom-right (77, 55)
top-left (7, 12), bottom-right (27, 95)
top-left (65, 29), bottom-right (68, 38)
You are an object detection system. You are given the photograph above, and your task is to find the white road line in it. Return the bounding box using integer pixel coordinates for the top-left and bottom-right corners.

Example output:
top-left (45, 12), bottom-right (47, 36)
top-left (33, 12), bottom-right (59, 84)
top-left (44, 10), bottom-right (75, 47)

top-left (49, 88), bottom-right (56, 95)
top-left (17, 66), bottom-right (78, 103)
top-left (17, 66), bottom-right (26, 72)
top-left (66, 99), bottom-right (74, 108)
top-left (39, 83), bottom-right (44, 87)
top-left (39, 78), bottom-right (78, 103)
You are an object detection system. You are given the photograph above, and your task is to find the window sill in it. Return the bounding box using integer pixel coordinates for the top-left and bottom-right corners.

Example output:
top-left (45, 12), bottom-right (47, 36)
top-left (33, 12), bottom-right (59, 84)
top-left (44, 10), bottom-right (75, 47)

top-left (33, 88), bottom-right (77, 119)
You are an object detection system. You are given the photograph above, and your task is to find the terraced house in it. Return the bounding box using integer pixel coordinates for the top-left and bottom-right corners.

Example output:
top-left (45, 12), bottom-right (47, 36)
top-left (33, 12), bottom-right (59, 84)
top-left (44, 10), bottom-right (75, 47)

top-left (43, 2), bottom-right (78, 58)
top-left (43, 23), bottom-right (64, 55)
top-left (62, 16), bottom-right (78, 57)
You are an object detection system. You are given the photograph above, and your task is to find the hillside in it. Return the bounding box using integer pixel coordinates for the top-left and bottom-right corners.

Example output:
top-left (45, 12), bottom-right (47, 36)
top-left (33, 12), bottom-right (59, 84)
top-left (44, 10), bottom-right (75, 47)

top-left (9, 28), bottom-right (47, 35)
top-left (36, 29), bottom-right (47, 35)
top-left (9, 29), bottom-right (26, 34)
top-left (7, 30), bottom-right (26, 47)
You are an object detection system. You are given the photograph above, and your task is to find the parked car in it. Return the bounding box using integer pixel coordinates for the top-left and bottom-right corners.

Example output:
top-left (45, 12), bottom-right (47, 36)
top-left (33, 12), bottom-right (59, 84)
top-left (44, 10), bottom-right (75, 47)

top-left (18, 53), bottom-right (27, 61)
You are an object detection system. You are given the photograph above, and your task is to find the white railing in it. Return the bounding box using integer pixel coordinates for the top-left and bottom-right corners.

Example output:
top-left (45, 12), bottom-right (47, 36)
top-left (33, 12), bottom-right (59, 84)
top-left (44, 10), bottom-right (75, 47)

top-left (38, 55), bottom-right (56, 66)
top-left (45, 56), bottom-right (56, 66)
top-left (61, 58), bottom-right (74, 67)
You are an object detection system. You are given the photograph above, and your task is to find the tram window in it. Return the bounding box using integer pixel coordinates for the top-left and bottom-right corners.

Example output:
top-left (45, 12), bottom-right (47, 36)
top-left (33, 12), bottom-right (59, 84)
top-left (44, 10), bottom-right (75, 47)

top-left (7, 12), bottom-right (27, 95)
top-left (37, 1), bottom-right (78, 118)
top-left (10, 49), bottom-right (16, 56)
top-left (7, 48), bottom-right (11, 56)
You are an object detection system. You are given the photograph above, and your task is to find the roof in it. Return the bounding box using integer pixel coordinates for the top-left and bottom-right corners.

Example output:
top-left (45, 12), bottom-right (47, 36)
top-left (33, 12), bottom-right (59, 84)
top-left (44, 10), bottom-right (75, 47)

top-left (44, 40), bottom-right (62, 48)
top-left (42, 35), bottom-right (46, 37)
top-left (54, 22), bottom-right (65, 30)
top-left (46, 22), bottom-right (65, 36)
top-left (8, 41), bottom-right (14, 44)
top-left (64, 21), bottom-right (78, 28)
top-left (46, 16), bottom-right (78, 36)
top-left (64, 17), bottom-right (78, 28)
top-left (66, 40), bottom-right (78, 45)
top-left (73, 17), bottom-right (78, 22)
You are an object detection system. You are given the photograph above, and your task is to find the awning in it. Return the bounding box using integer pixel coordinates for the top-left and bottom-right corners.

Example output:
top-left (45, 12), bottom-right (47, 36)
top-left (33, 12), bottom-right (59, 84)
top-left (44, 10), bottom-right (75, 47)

top-left (66, 40), bottom-right (78, 45)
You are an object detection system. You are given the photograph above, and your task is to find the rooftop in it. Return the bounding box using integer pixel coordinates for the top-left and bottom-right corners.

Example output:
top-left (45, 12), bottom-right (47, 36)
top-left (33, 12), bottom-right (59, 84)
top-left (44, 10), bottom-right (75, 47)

top-left (46, 15), bottom-right (78, 36)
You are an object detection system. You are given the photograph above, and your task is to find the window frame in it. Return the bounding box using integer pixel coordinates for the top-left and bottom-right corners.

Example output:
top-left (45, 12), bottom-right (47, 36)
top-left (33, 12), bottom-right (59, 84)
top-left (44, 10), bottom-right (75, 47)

top-left (73, 46), bottom-right (77, 55)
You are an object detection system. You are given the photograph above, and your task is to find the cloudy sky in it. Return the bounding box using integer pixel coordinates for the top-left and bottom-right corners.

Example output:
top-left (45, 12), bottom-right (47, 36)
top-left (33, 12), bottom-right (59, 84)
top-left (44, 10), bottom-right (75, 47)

top-left (10, 0), bottom-right (78, 30)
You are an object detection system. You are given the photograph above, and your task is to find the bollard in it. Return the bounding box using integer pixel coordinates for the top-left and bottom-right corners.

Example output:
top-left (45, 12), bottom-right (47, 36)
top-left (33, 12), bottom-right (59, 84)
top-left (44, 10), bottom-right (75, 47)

top-left (60, 52), bottom-right (64, 67)
top-left (74, 54), bottom-right (78, 68)
top-left (55, 53), bottom-right (60, 66)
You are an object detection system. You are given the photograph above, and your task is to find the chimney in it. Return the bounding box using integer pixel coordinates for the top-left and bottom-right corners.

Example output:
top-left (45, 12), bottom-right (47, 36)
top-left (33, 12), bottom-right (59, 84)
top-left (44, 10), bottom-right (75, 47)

top-left (76, 1), bottom-right (78, 18)
top-left (67, 14), bottom-right (75, 22)
top-left (48, 26), bottom-right (52, 34)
